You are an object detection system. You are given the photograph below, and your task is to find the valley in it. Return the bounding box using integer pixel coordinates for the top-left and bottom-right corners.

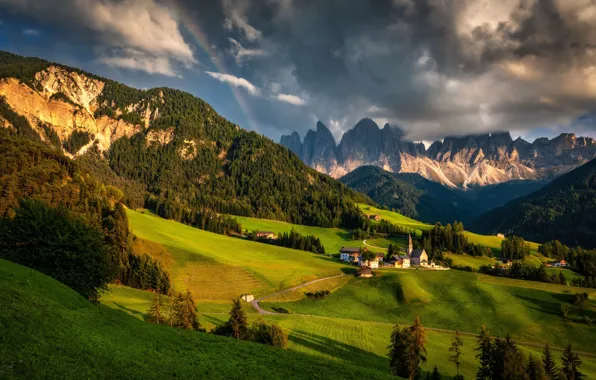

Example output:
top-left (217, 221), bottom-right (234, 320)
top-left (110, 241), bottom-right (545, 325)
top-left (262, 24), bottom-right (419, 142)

top-left (1, 49), bottom-right (595, 380)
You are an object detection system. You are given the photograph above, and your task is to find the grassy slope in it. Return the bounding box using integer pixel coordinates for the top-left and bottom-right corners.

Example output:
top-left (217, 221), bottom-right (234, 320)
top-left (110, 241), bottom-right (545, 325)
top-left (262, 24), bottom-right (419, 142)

top-left (0, 259), bottom-right (394, 380)
top-left (263, 270), bottom-right (596, 353)
top-left (104, 285), bottom-right (596, 380)
top-left (445, 253), bottom-right (498, 269)
top-left (234, 215), bottom-right (355, 254)
top-left (127, 209), bottom-right (349, 300)
top-left (359, 204), bottom-right (541, 254)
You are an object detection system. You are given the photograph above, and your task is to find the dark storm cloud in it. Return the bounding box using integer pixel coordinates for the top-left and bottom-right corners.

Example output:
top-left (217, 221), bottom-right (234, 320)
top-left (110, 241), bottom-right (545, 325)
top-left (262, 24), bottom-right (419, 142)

top-left (2, 0), bottom-right (595, 141)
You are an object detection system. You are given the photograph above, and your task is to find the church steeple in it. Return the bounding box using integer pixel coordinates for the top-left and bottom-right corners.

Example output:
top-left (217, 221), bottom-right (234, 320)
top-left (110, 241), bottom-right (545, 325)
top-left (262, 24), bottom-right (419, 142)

top-left (407, 234), bottom-right (413, 255)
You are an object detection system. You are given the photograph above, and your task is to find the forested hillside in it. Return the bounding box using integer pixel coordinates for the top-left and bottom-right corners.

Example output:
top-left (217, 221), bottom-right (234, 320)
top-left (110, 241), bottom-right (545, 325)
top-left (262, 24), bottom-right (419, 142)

top-left (0, 51), bottom-right (371, 228)
top-left (0, 130), bottom-right (170, 296)
top-left (473, 158), bottom-right (596, 248)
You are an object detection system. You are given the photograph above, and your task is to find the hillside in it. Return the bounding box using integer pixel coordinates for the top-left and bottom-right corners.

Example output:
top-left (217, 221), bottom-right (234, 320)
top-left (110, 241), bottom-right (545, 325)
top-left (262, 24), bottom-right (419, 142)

top-left (263, 270), bottom-right (596, 353)
top-left (473, 158), bottom-right (596, 247)
top-left (0, 259), bottom-right (393, 380)
top-left (127, 210), bottom-right (350, 300)
top-left (0, 51), bottom-right (370, 228)
top-left (341, 166), bottom-right (477, 224)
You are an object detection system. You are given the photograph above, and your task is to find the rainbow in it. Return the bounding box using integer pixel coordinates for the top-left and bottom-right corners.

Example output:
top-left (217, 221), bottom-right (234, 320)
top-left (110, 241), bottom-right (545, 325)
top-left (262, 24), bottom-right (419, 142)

top-left (175, 5), bottom-right (259, 131)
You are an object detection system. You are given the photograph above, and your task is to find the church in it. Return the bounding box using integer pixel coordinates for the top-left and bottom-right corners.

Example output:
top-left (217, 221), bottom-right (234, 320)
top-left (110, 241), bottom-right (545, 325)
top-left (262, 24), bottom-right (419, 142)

top-left (405, 234), bottom-right (428, 266)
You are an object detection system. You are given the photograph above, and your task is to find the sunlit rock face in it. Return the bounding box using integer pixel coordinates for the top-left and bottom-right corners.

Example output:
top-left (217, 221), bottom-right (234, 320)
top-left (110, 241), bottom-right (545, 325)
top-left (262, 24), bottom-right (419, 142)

top-left (281, 120), bottom-right (596, 188)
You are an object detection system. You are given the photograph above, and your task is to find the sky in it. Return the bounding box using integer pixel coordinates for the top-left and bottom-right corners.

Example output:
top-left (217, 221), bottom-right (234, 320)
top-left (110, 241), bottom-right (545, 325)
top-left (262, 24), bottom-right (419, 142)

top-left (0, 0), bottom-right (595, 144)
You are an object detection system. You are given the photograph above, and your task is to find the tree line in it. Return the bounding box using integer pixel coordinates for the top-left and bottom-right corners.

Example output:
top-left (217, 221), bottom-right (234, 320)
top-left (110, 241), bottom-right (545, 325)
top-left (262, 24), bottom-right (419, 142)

top-left (415, 222), bottom-right (493, 264)
top-left (248, 229), bottom-right (325, 254)
top-left (388, 317), bottom-right (585, 379)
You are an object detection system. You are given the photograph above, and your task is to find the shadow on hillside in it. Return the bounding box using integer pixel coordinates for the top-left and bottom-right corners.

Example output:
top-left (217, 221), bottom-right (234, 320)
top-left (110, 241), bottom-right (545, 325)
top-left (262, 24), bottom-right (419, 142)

top-left (334, 230), bottom-right (353, 241)
top-left (340, 267), bottom-right (358, 275)
top-left (289, 329), bottom-right (389, 372)
top-left (203, 315), bottom-right (226, 328)
top-left (511, 292), bottom-right (571, 316)
top-left (112, 302), bottom-right (147, 321)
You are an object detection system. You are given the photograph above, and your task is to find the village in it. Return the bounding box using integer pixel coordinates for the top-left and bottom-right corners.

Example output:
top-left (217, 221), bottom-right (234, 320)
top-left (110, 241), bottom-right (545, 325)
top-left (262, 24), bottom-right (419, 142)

top-left (339, 234), bottom-right (450, 277)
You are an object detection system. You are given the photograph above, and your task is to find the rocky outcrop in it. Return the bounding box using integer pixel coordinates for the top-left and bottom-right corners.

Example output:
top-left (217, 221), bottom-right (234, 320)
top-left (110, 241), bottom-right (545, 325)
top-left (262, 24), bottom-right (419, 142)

top-left (0, 67), bottom-right (143, 154)
top-left (281, 119), bottom-right (596, 188)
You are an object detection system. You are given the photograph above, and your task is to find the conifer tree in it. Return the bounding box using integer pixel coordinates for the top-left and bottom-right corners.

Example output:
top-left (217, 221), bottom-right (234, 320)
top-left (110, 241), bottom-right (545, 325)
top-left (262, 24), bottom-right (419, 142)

top-left (430, 365), bottom-right (441, 380)
top-left (169, 292), bottom-right (186, 328)
top-left (449, 329), bottom-right (464, 376)
top-left (228, 297), bottom-right (249, 339)
top-left (561, 344), bottom-right (584, 380)
top-left (543, 344), bottom-right (558, 379)
top-left (180, 290), bottom-right (200, 330)
top-left (406, 316), bottom-right (427, 380)
top-left (388, 324), bottom-right (410, 378)
top-left (475, 325), bottom-right (493, 380)
top-left (147, 292), bottom-right (164, 325)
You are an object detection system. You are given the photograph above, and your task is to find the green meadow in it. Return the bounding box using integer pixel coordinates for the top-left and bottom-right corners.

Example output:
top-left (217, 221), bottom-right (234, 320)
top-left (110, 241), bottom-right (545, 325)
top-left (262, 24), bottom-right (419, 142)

top-left (127, 209), bottom-right (350, 300)
top-left (358, 204), bottom-right (542, 254)
top-left (102, 284), bottom-right (596, 380)
top-left (0, 259), bottom-right (393, 380)
top-left (263, 270), bottom-right (596, 353)
top-left (234, 215), bottom-right (355, 254)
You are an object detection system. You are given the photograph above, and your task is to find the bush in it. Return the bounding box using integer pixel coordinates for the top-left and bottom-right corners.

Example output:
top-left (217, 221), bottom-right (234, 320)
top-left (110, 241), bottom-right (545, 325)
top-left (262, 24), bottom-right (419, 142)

top-left (304, 290), bottom-right (331, 299)
top-left (249, 319), bottom-right (288, 349)
top-left (272, 307), bottom-right (292, 314)
top-left (0, 199), bottom-right (113, 302)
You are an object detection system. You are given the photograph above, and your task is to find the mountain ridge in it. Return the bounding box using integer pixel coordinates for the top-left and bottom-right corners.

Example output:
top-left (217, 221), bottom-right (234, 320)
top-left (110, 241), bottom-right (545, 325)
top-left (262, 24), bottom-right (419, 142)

top-left (0, 50), bottom-right (371, 228)
top-left (281, 119), bottom-right (596, 188)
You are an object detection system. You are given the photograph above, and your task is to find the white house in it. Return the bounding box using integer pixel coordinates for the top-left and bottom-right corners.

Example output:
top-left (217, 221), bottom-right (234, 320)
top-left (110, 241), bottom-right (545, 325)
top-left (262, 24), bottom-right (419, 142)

top-left (358, 257), bottom-right (379, 269)
top-left (240, 294), bottom-right (254, 302)
top-left (340, 247), bottom-right (361, 262)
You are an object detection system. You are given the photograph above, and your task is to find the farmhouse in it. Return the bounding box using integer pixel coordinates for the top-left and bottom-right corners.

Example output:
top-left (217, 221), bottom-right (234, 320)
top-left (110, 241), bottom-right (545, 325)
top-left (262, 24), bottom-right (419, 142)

top-left (256, 231), bottom-right (277, 239)
top-left (409, 249), bottom-right (428, 266)
top-left (496, 233), bottom-right (505, 238)
top-left (240, 294), bottom-right (254, 302)
top-left (358, 256), bottom-right (379, 269)
top-left (376, 253), bottom-right (385, 262)
top-left (358, 266), bottom-right (373, 278)
top-left (552, 259), bottom-right (567, 267)
top-left (368, 214), bottom-right (381, 221)
top-left (497, 258), bottom-right (512, 267)
top-left (340, 247), bottom-right (361, 262)
top-left (387, 255), bottom-right (410, 268)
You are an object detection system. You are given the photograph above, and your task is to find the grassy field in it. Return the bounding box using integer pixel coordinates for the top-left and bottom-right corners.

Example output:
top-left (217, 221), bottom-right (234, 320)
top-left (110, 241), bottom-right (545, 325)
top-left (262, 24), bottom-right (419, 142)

top-left (0, 259), bottom-right (395, 380)
top-left (263, 270), bottom-right (596, 353)
top-left (103, 285), bottom-right (596, 379)
top-left (358, 204), bottom-right (542, 255)
top-left (445, 253), bottom-right (498, 269)
top-left (233, 215), bottom-right (356, 254)
top-left (127, 209), bottom-right (350, 300)
top-left (547, 268), bottom-right (583, 282)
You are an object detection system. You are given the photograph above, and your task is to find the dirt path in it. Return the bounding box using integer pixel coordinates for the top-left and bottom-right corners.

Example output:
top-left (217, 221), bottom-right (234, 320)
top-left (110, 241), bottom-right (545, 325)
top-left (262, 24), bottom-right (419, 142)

top-left (250, 274), bottom-right (346, 314)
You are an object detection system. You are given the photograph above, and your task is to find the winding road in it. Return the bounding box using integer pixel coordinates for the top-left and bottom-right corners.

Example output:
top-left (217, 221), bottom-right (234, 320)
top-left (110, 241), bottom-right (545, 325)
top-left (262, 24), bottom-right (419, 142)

top-left (250, 274), bottom-right (346, 314)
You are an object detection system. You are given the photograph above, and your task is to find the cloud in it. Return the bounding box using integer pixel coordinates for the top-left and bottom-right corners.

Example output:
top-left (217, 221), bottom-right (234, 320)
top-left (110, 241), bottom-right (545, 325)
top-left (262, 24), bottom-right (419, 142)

top-left (206, 71), bottom-right (260, 95)
top-left (99, 52), bottom-right (178, 77)
top-left (22, 28), bottom-right (39, 36)
top-left (0, 0), bottom-right (196, 76)
top-left (227, 37), bottom-right (268, 63)
top-left (221, 0), bottom-right (262, 41)
top-left (276, 93), bottom-right (306, 105)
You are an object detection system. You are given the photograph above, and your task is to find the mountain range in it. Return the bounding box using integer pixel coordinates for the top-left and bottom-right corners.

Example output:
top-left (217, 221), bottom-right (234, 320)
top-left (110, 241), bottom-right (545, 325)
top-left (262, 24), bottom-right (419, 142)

top-left (281, 119), bottom-right (596, 188)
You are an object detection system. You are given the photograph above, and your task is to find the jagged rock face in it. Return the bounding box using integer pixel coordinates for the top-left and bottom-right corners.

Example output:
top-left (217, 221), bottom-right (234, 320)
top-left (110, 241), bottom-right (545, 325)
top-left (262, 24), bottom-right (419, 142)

top-left (280, 131), bottom-right (302, 157)
top-left (0, 66), bottom-right (143, 154)
top-left (281, 119), bottom-right (596, 188)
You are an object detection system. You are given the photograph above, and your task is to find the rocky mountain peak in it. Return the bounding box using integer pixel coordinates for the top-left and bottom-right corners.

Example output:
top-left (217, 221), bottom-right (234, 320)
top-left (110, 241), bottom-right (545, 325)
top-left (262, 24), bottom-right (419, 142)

top-left (281, 119), bottom-right (596, 188)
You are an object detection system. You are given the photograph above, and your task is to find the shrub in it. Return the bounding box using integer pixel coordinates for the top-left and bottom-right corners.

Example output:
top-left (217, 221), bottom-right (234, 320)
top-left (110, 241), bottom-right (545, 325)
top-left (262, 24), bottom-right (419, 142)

top-left (249, 319), bottom-right (288, 349)
top-left (304, 290), bottom-right (331, 300)
top-left (0, 199), bottom-right (113, 302)
top-left (272, 307), bottom-right (292, 314)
